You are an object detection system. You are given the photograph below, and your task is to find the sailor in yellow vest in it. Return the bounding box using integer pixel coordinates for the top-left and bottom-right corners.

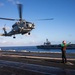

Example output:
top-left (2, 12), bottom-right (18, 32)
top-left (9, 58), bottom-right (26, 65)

top-left (61, 41), bottom-right (71, 63)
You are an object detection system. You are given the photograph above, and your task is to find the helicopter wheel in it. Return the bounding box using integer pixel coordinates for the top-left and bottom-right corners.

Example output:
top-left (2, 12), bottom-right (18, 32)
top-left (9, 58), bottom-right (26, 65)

top-left (13, 36), bottom-right (16, 38)
top-left (28, 33), bottom-right (30, 35)
top-left (13, 35), bottom-right (16, 38)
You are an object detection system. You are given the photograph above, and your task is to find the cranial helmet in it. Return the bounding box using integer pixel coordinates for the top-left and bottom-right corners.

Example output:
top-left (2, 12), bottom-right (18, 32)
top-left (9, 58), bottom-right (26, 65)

top-left (62, 40), bottom-right (66, 44)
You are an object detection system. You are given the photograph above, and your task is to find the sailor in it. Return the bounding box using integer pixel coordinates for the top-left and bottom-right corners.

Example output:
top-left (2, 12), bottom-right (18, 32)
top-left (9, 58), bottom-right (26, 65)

top-left (61, 40), bottom-right (71, 63)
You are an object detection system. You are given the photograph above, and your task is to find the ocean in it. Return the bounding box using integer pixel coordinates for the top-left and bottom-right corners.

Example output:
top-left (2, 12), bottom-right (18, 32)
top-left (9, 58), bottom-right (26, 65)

top-left (0, 46), bottom-right (75, 53)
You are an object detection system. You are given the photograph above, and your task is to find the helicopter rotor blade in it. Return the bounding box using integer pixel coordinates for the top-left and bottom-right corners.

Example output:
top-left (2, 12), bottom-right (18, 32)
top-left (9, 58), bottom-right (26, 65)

top-left (0, 17), bottom-right (19, 21)
top-left (17, 4), bottom-right (22, 21)
top-left (37, 18), bottom-right (54, 21)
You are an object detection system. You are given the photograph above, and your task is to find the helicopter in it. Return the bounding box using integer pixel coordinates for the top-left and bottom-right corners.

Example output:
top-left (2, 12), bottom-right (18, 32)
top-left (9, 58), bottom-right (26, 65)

top-left (0, 4), bottom-right (35, 38)
top-left (0, 4), bottom-right (53, 38)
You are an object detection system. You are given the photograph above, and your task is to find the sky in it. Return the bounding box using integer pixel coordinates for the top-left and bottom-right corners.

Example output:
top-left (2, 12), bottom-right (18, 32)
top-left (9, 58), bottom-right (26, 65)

top-left (0, 0), bottom-right (75, 46)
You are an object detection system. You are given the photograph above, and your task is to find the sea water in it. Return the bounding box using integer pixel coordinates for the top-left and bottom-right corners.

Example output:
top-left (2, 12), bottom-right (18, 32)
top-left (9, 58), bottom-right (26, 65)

top-left (0, 46), bottom-right (75, 53)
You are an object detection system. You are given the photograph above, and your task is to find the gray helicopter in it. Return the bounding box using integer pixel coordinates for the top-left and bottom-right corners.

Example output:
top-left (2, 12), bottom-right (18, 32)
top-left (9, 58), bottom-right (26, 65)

top-left (0, 4), bottom-right (53, 38)
top-left (0, 4), bottom-right (35, 38)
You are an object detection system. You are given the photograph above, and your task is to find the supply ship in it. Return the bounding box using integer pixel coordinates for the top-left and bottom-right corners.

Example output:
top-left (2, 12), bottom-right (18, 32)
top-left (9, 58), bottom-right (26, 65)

top-left (37, 39), bottom-right (75, 49)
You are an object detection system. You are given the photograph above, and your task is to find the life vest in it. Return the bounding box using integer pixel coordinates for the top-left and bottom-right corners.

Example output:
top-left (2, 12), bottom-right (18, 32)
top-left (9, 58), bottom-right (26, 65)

top-left (61, 44), bottom-right (67, 50)
top-left (63, 45), bottom-right (66, 50)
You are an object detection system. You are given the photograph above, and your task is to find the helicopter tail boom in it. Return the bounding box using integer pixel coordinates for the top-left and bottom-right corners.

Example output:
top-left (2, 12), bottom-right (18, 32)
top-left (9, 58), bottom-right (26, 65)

top-left (0, 33), bottom-right (12, 36)
top-left (0, 27), bottom-right (12, 36)
top-left (0, 34), bottom-right (5, 36)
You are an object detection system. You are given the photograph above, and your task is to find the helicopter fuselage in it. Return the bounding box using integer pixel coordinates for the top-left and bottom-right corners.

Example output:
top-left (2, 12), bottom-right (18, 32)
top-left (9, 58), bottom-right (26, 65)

top-left (3, 21), bottom-right (35, 36)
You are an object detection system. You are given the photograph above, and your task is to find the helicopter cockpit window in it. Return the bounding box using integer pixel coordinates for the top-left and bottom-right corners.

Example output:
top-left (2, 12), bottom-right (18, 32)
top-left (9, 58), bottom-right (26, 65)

top-left (17, 22), bottom-right (19, 24)
top-left (16, 22), bottom-right (18, 24)
top-left (23, 22), bottom-right (25, 24)
top-left (26, 24), bottom-right (28, 27)
top-left (12, 23), bottom-right (17, 28)
top-left (28, 23), bottom-right (32, 27)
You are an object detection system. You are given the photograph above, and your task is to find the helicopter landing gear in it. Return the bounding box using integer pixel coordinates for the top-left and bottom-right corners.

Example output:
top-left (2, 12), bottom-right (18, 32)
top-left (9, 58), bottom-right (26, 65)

top-left (13, 35), bottom-right (16, 38)
top-left (28, 32), bottom-right (30, 35)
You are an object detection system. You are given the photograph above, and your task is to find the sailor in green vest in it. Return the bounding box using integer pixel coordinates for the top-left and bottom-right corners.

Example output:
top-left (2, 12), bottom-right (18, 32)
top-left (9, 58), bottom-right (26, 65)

top-left (61, 40), bottom-right (71, 63)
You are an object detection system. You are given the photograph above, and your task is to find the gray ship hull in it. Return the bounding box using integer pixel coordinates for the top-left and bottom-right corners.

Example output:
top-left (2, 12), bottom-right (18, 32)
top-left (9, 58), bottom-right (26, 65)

top-left (37, 45), bottom-right (75, 49)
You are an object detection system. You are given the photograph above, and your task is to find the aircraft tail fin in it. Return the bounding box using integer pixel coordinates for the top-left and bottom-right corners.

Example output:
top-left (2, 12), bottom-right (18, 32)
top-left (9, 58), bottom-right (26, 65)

top-left (3, 27), bottom-right (7, 35)
top-left (0, 27), bottom-right (7, 36)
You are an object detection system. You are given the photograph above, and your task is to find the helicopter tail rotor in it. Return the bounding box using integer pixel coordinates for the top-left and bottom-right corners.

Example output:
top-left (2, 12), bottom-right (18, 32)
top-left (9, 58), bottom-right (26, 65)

top-left (2, 24), bottom-right (8, 35)
top-left (3, 24), bottom-right (6, 30)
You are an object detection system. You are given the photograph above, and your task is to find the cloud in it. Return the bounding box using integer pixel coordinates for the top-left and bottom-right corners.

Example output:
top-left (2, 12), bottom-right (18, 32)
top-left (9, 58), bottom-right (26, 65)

top-left (0, 2), bottom-right (4, 7)
top-left (16, 0), bottom-right (20, 4)
top-left (7, 0), bottom-right (20, 5)
top-left (28, 40), bottom-right (36, 44)
top-left (0, 38), bottom-right (38, 46)
top-left (69, 34), bottom-right (73, 37)
top-left (7, 0), bottom-right (15, 4)
top-left (0, 33), bottom-right (38, 46)
top-left (0, 40), bottom-right (24, 46)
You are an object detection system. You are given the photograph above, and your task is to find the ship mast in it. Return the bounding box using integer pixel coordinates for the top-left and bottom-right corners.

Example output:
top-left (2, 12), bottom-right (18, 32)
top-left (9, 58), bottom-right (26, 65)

top-left (45, 39), bottom-right (51, 45)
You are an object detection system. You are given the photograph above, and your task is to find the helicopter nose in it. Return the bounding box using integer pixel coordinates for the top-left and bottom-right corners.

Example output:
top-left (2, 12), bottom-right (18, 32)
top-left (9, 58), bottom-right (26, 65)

top-left (32, 24), bottom-right (35, 29)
